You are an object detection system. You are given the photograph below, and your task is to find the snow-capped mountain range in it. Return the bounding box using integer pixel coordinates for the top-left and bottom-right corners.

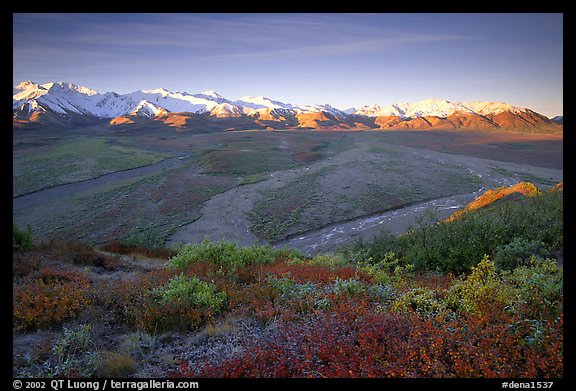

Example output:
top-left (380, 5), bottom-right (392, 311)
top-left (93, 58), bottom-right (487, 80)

top-left (353, 98), bottom-right (527, 119)
top-left (13, 81), bottom-right (561, 132)
top-left (13, 81), bottom-right (342, 118)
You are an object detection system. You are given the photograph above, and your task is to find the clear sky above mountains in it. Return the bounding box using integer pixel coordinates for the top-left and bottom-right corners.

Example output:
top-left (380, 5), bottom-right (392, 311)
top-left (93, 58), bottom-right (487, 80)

top-left (13, 13), bottom-right (563, 117)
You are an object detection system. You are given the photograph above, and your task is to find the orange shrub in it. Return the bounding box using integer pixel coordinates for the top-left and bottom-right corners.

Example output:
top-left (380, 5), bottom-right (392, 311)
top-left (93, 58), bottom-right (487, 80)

top-left (259, 260), bottom-right (373, 284)
top-left (13, 267), bottom-right (91, 331)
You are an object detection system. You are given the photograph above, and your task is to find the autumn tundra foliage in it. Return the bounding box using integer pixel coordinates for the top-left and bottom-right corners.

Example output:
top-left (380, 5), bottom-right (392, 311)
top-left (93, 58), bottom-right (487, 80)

top-left (13, 186), bottom-right (562, 378)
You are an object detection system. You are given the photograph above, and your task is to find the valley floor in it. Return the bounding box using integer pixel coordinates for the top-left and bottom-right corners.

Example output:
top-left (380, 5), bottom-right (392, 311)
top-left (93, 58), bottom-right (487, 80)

top-left (167, 137), bottom-right (562, 254)
top-left (13, 128), bottom-right (563, 252)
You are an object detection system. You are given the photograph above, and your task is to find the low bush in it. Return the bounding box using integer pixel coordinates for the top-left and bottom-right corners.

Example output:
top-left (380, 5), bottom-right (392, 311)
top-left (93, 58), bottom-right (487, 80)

top-left (167, 239), bottom-right (284, 271)
top-left (445, 255), bottom-right (512, 316)
top-left (342, 191), bottom-right (563, 274)
top-left (494, 238), bottom-right (547, 270)
top-left (260, 260), bottom-right (371, 285)
top-left (391, 287), bottom-right (447, 319)
top-left (121, 229), bottom-right (167, 249)
top-left (341, 232), bottom-right (398, 266)
top-left (95, 351), bottom-right (136, 378)
top-left (153, 274), bottom-right (227, 312)
top-left (445, 255), bottom-right (563, 322)
top-left (183, 301), bottom-right (561, 378)
top-left (94, 269), bottom-right (174, 331)
top-left (43, 240), bottom-right (121, 270)
top-left (13, 267), bottom-right (92, 331)
top-left (267, 276), bottom-right (327, 314)
top-left (13, 223), bottom-right (33, 252)
top-left (97, 271), bottom-right (228, 333)
top-left (171, 249), bottom-right (562, 378)
top-left (332, 277), bottom-right (365, 297)
top-left (43, 324), bottom-right (99, 378)
top-left (102, 241), bottom-right (177, 259)
top-left (503, 256), bottom-right (563, 319)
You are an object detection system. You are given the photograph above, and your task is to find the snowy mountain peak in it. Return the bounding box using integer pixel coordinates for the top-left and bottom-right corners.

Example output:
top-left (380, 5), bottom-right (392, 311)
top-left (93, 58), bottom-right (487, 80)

top-left (196, 90), bottom-right (224, 100)
top-left (15, 80), bottom-right (38, 91)
top-left (354, 103), bottom-right (408, 118)
top-left (130, 100), bottom-right (168, 118)
top-left (296, 103), bottom-right (347, 118)
top-left (236, 96), bottom-right (293, 110)
top-left (464, 101), bottom-right (526, 116)
top-left (14, 81), bottom-right (98, 97)
top-left (354, 98), bottom-right (527, 119)
top-left (141, 87), bottom-right (172, 96)
top-left (13, 81), bottom-right (49, 102)
top-left (41, 82), bottom-right (98, 96)
top-left (407, 98), bottom-right (474, 118)
top-left (210, 102), bottom-right (243, 118)
top-left (419, 97), bottom-right (447, 104)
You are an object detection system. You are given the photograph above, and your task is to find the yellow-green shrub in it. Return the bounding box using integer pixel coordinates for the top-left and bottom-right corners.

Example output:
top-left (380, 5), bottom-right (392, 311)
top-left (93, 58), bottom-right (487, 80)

top-left (391, 287), bottom-right (446, 318)
top-left (446, 255), bottom-right (512, 316)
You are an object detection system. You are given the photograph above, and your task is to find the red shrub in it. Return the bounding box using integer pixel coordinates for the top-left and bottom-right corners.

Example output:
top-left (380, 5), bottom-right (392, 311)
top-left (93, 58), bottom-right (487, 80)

top-left (412, 273), bottom-right (454, 292)
top-left (179, 298), bottom-right (562, 378)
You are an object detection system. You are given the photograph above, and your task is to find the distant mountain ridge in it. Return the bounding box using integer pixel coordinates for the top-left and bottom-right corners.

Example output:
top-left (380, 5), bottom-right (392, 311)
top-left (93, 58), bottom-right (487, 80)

top-left (551, 116), bottom-right (563, 125)
top-left (13, 81), bottom-right (562, 132)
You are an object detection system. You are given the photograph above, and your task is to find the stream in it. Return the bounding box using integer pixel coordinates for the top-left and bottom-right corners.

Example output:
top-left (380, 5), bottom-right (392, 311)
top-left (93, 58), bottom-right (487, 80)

top-left (12, 156), bottom-right (189, 212)
top-left (273, 189), bottom-right (486, 256)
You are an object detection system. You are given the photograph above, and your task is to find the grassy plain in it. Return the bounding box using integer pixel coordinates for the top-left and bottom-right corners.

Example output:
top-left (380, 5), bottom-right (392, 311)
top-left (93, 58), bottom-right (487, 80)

top-left (191, 130), bottom-right (352, 176)
top-left (13, 136), bottom-right (169, 197)
top-left (13, 127), bottom-right (563, 249)
top-left (13, 130), bottom-right (353, 245)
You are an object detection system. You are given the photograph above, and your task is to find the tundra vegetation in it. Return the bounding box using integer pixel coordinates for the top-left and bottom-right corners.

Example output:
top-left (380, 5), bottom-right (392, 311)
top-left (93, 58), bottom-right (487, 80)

top-left (13, 189), bottom-right (563, 378)
top-left (13, 127), bottom-right (563, 379)
top-left (13, 130), bottom-right (562, 250)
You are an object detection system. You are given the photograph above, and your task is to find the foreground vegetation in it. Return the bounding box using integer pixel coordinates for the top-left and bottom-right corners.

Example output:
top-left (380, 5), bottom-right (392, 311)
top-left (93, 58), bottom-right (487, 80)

top-left (13, 190), bottom-right (562, 378)
top-left (342, 189), bottom-right (563, 274)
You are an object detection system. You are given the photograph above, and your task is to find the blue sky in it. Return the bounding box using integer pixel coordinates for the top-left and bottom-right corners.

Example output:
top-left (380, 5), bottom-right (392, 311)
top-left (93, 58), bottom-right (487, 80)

top-left (13, 13), bottom-right (563, 116)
